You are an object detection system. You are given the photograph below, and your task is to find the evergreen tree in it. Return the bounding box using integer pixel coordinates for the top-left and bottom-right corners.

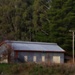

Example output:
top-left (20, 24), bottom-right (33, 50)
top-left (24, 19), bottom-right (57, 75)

top-left (48, 0), bottom-right (75, 52)
top-left (32, 0), bottom-right (49, 41)
top-left (0, 0), bottom-right (75, 53)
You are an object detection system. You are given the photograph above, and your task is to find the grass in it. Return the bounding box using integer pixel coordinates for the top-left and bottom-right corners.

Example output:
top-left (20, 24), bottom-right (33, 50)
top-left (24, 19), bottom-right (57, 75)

top-left (0, 63), bottom-right (75, 75)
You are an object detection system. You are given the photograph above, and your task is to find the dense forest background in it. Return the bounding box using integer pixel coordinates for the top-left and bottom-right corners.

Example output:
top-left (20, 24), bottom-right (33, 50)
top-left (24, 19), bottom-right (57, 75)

top-left (0, 0), bottom-right (75, 53)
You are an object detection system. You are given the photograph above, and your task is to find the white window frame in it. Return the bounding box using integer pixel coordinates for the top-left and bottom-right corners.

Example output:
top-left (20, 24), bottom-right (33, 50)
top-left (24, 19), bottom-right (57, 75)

top-left (24, 56), bottom-right (28, 62)
top-left (33, 56), bottom-right (36, 62)
top-left (42, 56), bottom-right (45, 62)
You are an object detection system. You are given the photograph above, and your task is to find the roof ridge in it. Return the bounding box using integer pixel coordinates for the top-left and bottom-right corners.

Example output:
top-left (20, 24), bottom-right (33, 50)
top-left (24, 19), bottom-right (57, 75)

top-left (5, 40), bottom-right (57, 45)
top-left (0, 40), bottom-right (65, 52)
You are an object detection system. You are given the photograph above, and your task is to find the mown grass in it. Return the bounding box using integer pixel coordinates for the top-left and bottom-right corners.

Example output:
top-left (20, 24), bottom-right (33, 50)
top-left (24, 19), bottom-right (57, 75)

top-left (0, 63), bottom-right (75, 75)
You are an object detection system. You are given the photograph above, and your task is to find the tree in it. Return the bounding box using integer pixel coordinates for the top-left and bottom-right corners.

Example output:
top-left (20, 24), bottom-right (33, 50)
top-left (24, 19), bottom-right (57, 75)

top-left (32, 0), bottom-right (49, 41)
top-left (47, 0), bottom-right (75, 52)
top-left (0, 0), bottom-right (75, 53)
top-left (0, 43), bottom-right (13, 63)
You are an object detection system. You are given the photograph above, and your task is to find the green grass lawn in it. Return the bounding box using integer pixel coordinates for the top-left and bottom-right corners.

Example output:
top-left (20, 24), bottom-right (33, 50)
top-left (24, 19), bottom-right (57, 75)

top-left (0, 63), bottom-right (75, 75)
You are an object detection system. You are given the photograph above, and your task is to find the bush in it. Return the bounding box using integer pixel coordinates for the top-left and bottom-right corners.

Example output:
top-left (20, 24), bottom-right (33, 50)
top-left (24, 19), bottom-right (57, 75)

top-left (0, 63), bottom-right (75, 75)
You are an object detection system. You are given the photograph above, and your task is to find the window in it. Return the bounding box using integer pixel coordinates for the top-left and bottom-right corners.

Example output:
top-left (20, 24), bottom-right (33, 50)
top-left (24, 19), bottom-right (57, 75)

top-left (33, 56), bottom-right (36, 62)
top-left (24, 56), bottom-right (28, 62)
top-left (42, 56), bottom-right (45, 62)
top-left (53, 56), bottom-right (60, 63)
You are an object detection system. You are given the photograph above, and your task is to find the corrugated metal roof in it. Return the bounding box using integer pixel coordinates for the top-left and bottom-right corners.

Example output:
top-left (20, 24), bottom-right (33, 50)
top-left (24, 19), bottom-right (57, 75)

top-left (5, 40), bottom-right (65, 52)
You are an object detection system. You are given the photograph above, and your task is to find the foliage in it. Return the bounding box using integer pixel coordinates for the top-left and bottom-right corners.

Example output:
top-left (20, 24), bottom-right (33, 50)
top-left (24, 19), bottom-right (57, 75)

top-left (0, 63), bottom-right (75, 75)
top-left (47, 0), bottom-right (75, 52)
top-left (0, 0), bottom-right (75, 53)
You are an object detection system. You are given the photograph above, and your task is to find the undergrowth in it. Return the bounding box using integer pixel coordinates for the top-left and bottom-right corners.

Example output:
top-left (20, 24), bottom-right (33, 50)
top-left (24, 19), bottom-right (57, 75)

top-left (0, 63), bottom-right (75, 75)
